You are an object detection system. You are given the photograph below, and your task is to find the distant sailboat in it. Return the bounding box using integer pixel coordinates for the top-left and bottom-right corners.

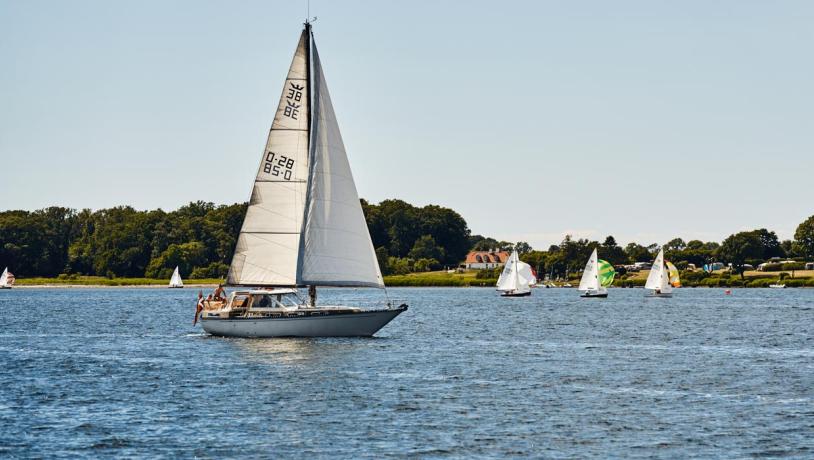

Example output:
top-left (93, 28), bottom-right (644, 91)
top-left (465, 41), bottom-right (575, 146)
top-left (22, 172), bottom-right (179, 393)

top-left (645, 249), bottom-right (673, 297)
top-left (579, 249), bottom-right (615, 298)
top-left (0, 267), bottom-right (14, 289)
top-left (666, 261), bottom-right (681, 288)
top-left (197, 22), bottom-right (407, 337)
top-left (497, 251), bottom-right (534, 297)
top-left (169, 266), bottom-right (184, 289)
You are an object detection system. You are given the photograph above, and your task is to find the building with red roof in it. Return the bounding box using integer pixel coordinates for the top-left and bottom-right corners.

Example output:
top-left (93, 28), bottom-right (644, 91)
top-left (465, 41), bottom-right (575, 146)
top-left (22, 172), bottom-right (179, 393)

top-left (464, 251), bottom-right (510, 270)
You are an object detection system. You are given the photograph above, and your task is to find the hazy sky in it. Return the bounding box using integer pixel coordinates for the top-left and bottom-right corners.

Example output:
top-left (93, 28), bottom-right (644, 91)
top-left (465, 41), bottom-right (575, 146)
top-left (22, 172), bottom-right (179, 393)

top-left (2, 0), bottom-right (812, 249)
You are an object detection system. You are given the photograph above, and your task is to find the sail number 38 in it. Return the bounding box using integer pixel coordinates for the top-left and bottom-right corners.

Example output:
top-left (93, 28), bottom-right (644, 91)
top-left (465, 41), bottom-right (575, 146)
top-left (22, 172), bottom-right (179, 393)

top-left (263, 152), bottom-right (295, 180)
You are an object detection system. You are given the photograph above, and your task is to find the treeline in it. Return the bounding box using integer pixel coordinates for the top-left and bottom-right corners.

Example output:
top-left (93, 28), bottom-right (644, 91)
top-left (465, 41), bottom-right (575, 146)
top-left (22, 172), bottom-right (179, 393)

top-left (0, 202), bottom-right (245, 279)
top-left (494, 220), bottom-right (814, 281)
top-left (2, 199), bottom-right (813, 281)
top-left (362, 199), bottom-right (471, 275)
top-left (0, 199), bottom-right (473, 279)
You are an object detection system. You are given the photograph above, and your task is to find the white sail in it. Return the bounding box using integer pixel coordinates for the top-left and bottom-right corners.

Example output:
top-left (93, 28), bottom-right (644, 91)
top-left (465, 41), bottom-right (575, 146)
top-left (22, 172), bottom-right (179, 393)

top-left (0, 268), bottom-right (8, 287)
top-left (497, 252), bottom-right (530, 293)
top-left (660, 260), bottom-right (673, 293)
top-left (169, 266), bottom-right (183, 287)
top-left (298, 43), bottom-right (383, 288)
top-left (517, 261), bottom-right (536, 287)
top-left (578, 249), bottom-right (600, 291)
top-left (645, 249), bottom-right (666, 291)
top-left (228, 29), bottom-right (311, 286)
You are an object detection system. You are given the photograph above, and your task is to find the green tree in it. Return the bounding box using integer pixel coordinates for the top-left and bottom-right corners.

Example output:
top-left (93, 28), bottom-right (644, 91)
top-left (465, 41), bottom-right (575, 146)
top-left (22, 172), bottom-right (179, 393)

top-left (408, 235), bottom-right (445, 261)
top-left (600, 236), bottom-right (627, 265)
top-left (514, 241), bottom-right (532, 254)
top-left (718, 231), bottom-right (764, 279)
top-left (624, 243), bottom-right (652, 263)
top-left (794, 215), bottom-right (814, 259)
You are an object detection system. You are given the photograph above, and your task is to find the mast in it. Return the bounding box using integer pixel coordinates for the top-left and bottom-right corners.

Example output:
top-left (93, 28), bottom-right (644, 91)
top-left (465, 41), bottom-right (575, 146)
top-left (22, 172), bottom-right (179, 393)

top-left (304, 20), bottom-right (316, 306)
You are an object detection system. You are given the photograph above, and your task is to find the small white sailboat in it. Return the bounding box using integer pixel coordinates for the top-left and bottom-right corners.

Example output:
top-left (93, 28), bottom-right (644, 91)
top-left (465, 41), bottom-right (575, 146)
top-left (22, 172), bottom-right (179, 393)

top-left (169, 266), bottom-right (184, 288)
top-left (198, 21), bottom-right (406, 337)
top-left (645, 248), bottom-right (673, 298)
top-left (769, 281), bottom-right (786, 289)
top-left (0, 267), bottom-right (14, 289)
top-left (579, 249), bottom-right (609, 298)
top-left (496, 251), bottom-right (534, 297)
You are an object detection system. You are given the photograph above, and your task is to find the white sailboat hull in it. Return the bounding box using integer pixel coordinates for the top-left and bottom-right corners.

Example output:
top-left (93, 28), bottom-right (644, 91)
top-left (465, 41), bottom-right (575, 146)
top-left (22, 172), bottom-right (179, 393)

top-left (646, 292), bottom-right (673, 298)
top-left (201, 305), bottom-right (407, 338)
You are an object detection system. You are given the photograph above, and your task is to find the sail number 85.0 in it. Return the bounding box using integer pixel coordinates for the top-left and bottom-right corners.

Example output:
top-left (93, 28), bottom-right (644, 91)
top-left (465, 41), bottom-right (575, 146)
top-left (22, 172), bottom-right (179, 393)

top-left (263, 152), bottom-right (295, 180)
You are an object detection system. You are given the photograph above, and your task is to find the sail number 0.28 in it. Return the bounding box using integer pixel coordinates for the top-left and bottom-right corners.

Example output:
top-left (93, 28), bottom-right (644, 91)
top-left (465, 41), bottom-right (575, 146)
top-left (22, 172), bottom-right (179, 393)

top-left (263, 152), bottom-right (295, 180)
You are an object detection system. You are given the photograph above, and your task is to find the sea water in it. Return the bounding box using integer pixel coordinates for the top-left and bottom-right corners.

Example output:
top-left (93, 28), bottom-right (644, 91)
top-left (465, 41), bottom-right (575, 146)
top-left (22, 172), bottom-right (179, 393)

top-left (0, 287), bottom-right (812, 458)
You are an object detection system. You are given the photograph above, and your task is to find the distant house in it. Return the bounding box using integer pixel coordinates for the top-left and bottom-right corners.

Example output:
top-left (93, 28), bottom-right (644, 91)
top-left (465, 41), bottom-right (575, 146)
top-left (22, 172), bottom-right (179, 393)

top-left (806, 262), bottom-right (814, 270)
top-left (464, 251), bottom-right (509, 270)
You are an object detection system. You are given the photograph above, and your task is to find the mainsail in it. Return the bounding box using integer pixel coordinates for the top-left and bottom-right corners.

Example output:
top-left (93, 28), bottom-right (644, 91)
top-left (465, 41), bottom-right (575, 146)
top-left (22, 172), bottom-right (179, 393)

top-left (579, 249), bottom-right (600, 291)
top-left (228, 24), bottom-right (382, 288)
top-left (645, 249), bottom-right (672, 293)
top-left (169, 266), bottom-right (183, 288)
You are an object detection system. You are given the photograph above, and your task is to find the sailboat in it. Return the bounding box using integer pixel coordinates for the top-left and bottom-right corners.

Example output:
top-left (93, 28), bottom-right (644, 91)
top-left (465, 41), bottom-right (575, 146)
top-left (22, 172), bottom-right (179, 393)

top-left (0, 267), bottom-right (14, 289)
top-left (578, 249), bottom-right (615, 298)
top-left (168, 266), bottom-right (184, 289)
top-left (198, 22), bottom-right (407, 337)
top-left (496, 251), bottom-right (535, 297)
top-left (666, 261), bottom-right (681, 288)
top-left (645, 248), bottom-right (673, 297)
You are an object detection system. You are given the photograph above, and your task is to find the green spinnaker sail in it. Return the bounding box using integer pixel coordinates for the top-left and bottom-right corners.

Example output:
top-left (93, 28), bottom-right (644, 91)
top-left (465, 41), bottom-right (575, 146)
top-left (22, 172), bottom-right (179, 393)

top-left (598, 259), bottom-right (615, 287)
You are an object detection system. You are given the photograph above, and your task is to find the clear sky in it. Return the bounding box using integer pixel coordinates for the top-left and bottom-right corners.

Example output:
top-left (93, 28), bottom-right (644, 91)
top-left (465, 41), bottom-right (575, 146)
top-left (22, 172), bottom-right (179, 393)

top-left (2, 0), bottom-right (812, 249)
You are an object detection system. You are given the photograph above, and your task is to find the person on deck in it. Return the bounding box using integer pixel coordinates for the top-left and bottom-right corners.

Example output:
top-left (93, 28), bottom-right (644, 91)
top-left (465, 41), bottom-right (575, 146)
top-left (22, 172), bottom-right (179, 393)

top-left (213, 284), bottom-right (226, 301)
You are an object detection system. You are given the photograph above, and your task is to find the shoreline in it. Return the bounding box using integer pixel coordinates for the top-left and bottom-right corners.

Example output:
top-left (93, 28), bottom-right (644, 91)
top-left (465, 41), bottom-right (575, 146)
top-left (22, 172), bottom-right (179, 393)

top-left (11, 283), bottom-right (221, 289)
top-left (6, 284), bottom-right (811, 289)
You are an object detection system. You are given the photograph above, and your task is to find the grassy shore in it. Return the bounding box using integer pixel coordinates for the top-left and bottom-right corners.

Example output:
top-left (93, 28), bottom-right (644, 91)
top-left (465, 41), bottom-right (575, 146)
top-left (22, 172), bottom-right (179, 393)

top-left (11, 270), bottom-right (814, 288)
top-left (384, 269), bottom-right (814, 288)
top-left (384, 271), bottom-right (497, 287)
top-left (14, 276), bottom-right (223, 287)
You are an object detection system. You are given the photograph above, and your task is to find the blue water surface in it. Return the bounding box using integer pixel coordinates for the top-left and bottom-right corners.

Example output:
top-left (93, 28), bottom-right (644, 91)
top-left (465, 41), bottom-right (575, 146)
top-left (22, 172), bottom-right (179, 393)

top-left (0, 287), bottom-right (812, 458)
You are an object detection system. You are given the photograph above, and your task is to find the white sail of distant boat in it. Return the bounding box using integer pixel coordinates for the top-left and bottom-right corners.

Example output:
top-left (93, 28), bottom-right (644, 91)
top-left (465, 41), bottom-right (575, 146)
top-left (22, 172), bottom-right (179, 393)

top-left (518, 262), bottom-right (536, 287)
top-left (169, 266), bottom-right (184, 288)
top-left (645, 248), bottom-right (673, 297)
top-left (197, 22), bottom-right (406, 337)
top-left (497, 251), bottom-right (532, 297)
top-left (579, 249), bottom-right (608, 297)
top-left (0, 267), bottom-right (13, 289)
